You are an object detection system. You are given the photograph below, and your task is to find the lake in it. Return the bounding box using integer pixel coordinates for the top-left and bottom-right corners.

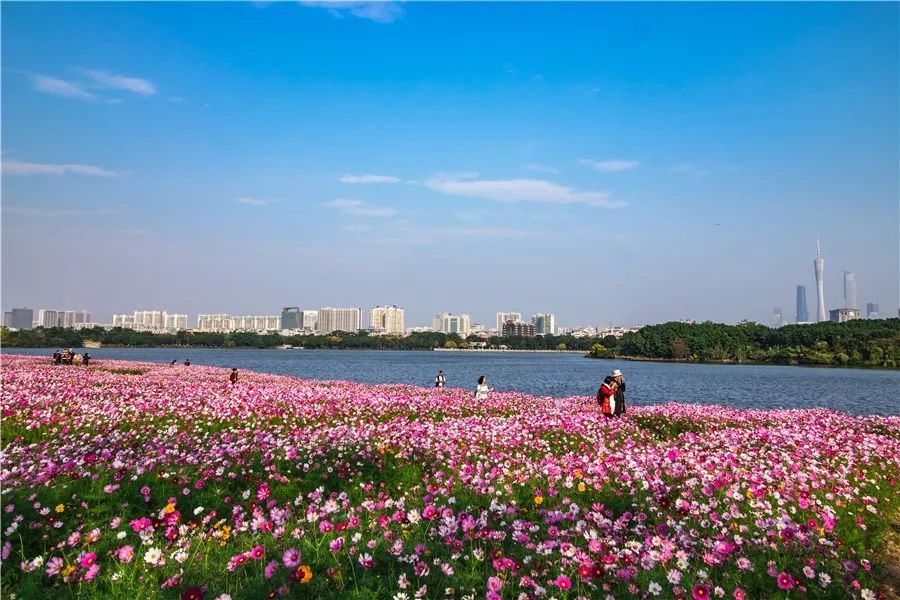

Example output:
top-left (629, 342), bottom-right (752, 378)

top-left (5, 347), bottom-right (898, 415)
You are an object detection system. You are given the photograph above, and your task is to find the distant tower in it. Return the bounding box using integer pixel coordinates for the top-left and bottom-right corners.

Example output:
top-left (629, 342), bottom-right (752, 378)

top-left (814, 236), bottom-right (826, 322)
top-left (866, 302), bottom-right (879, 319)
top-left (772, 308), bottom-right (784, 327)
top-left (843, 271), bottom-right (857, 309)
top-left (795, 285), bottom-right (809, 323)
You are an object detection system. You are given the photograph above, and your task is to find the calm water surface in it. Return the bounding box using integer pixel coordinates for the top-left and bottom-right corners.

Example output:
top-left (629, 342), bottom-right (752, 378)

top-left (3, 348), bottom-right (898, 416)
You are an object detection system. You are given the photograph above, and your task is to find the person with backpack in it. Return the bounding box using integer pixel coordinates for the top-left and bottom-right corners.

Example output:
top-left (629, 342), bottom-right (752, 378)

top-left (597, 376), bottom-right (618, 419)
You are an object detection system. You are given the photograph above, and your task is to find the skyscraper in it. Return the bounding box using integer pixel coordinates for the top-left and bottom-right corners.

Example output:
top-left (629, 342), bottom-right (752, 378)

top-left (370, 305), bottom-right (405, 335)
top-left (434, 312), bottom-right (471, 336)
top-left (814, 237), bottom-right (826, 322)
top-left (531, 313), bottom-right (556, 335)
top-left (281, 307), bottom-right (300, 330)
top-left (843, 271), bottom-right (857, 309)
top-left (795, 285), bottom-right (809, 323)
top-left (496, 312), bottom-right (521, 332)
top-left (10, 308), bottom-right (33, 329)
top-left (316, 307), bottom-right (361, 334)
top-left (866, 302), bottom-right (880, 319)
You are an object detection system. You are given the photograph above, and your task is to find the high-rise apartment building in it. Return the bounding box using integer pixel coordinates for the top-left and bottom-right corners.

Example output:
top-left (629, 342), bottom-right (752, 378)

top-left (36, 309), bottom-right (58, 328)
top-left (795, 285), bottom-right (809, 323)
top-left (10, 308), bottom-right (34, 329)
top-left (843, 271), bottom-right (857, 310)
top-left (772, 308), bottom-right (784, 328)
top-left (531, 313), bottom-right (556, 335)
top-left (434, 312), bottom-right (471, 336)
top-left (496, 312), bottom-right (522, 332)
top-left (114, 310), bottom-right (188, 332)
top-left (316, 308), bottom-right (361, 334)
top-left (281, 307), bottom-right (301, 330)
top-left (232, 315), bottom-right (281, 332)
top-left (300, 310), bottom-right (318, 330)
top-left (503, 321), bottom-right (535, 337)
top-left (814, 237), bottom-right (826, 322)
top-left (866, 303), bottom-right (880, 319)
top-left (196, 314), bottom-right (234, 333)
top-left (370, 305), bottom-right (405, 335)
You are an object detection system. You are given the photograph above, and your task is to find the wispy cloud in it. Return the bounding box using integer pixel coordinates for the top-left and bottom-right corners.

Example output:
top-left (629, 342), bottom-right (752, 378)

top-left (662, 164), bottom-right (710, 178)
top-left (326, 198), bottom-right (396, 217)
top-left (28, 74), bottom-right (96, 101)
top-left (83, 69), bottom-right (157, 95)
top-left (2, 160), bottom-right (117, 177)
top-left (236, 197), bottom-right (270, 206)
top-left (424, 173), bottom-right (624, 208)
top-left (339, 174), bottom-right (401, 184)
top-left (300, 2), bottom-right (403, 23)
top-left (522, 162), bottom-right (558, 174)
top-left (579, 159), bottom-right (640, 172)
top-left (344, 224), bottom-right (373, 232)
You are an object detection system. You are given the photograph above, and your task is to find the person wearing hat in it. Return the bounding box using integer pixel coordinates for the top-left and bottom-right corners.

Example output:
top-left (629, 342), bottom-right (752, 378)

top-left (612, 369), bottom-right (626, 415)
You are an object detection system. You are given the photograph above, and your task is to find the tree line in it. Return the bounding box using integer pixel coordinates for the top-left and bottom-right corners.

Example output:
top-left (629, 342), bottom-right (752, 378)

top-left (0, 327), bottom-right (597, 352)
top-left (587, 318), bottom-right (900, 368)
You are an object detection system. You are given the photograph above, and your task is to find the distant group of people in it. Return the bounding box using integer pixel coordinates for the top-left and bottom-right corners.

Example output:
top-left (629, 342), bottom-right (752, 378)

top-left (434, 368), bottom-right (626, 414)
top-left (169, 359), bottom-right (191, 366)
top-left (51, 349), bottom-right (90, 366)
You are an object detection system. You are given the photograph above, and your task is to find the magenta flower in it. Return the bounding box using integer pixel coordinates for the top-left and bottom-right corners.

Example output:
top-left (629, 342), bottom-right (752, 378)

top-left (554, 575), bottom-right (572, 590)
top-left (264, 560), bottom-right (278, 579)
top-left (84, 563), bottom-right (100, 581)
top-left (79, 551), bottom-right (97, 568)
top-left (777, 572), bottom-right (795, 590)
top-left (487, 576), bottom-right (503, 592)
top-left (692, 583), bottom-right (711, 599)
top-left (283, 548), bottom-right (301, 568)
top-left (116, 545), bottom-right (134, 563)
top-left (733, 588), bottom-right (747, 600)
top-left (249, 545), bottom-right (265, 560)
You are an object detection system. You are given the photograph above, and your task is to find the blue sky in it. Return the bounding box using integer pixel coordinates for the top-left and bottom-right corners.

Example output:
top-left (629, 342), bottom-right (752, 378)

top-left (2, 1), bottom-right (898, 327)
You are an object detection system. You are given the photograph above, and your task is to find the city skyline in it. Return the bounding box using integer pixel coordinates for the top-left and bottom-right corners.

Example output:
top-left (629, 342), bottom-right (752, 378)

top-left (2, 2), bottom-right (898, 326)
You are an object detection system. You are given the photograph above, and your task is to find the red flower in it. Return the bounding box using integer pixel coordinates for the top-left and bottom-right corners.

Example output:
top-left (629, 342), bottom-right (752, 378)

top-left (181, 587), bottom-right (205, 600)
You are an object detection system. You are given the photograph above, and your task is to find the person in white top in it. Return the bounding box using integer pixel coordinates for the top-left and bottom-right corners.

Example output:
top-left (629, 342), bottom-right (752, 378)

top-left (435, 370), bottom-right (446, 388)
top-left (474, 375), bottom-right (493, 399)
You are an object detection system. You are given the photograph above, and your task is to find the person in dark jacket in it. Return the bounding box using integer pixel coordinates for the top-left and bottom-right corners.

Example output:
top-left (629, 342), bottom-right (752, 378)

top-left (230, 368), bottom-right (239, 384)
top-left (435, 370), bottom-right (446, 388)
top-left (612, 369), bottom-right (626, 415)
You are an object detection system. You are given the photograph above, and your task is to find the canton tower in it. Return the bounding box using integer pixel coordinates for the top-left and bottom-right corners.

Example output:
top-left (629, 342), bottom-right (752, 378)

top-left (814, 236), bottom-right (826, 322)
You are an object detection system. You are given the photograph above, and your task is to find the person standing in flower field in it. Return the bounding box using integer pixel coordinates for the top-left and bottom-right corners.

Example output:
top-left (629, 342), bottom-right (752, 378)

top-left (597, 375), bottom-right (617, 418)
top-left (435, 370), bottom-right (446, 388)
top-left (612, 369), bottom-right (626, 415)
top-left (475, 375), bottom-right (493, 399)
top-left (230, 368), bottom-right (239, 384)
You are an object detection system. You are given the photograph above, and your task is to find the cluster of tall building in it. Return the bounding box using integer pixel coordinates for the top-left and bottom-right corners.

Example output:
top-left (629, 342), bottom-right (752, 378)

top-left (2, 308), bottom-right (93, 330)
top-left (113, 310), bottom-right (188, 332)
top-left (784, 238), bottom-right (881, 327)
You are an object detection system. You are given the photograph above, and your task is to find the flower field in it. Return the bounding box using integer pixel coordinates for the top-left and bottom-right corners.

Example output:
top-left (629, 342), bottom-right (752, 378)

top-left (1, 355), bottom-right (898, 600)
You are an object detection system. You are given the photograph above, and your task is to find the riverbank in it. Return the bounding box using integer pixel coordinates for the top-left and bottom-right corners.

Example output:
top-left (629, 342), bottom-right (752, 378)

top-left (592, 354), bottom-right (900, 370)
top-left (2, 354), bottom-right (899, 599)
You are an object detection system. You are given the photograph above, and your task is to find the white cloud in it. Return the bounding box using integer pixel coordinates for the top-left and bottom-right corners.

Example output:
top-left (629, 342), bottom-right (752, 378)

top-left (83, 69), bottom-right (157, 95)
top-left (236, 197), bottom-right (270, 206)
top-left (579, 159), bottom-right (640, 172)
top-left (339, 174), bottom-right (401, 184)
top-left (28, 74), bottom-right (96, 101)
top-left (662, 164), bottom-right (710, 177)
top-left (522, 162), bottom-right (559, 174)
top-left (424, 173), bottom-right (624, 208)
top-left (2, 160), bottom-right (117, 177)
top-left (300, 2), bottom-right (403, 23)
top-left (326, 198), bottom-right (396, 217)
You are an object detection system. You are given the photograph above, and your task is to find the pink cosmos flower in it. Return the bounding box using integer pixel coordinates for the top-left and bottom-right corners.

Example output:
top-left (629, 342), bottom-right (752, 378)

top-left (84, 563), bottom-right (100, 581)
top-left (264, 560), bottom-right (278, 579)
top-left (80, 551), bottom-right (97, 568)
top-left (692, 583), bottom-right (711, 599)
top-left (555, 575), bottom-right (572, 590)
top-left (777, 572), bottom-right (795, 590)
top-left (116, 545), bottom-right (134, 563)
top-left (140, 485), bottom-right (151, 496)
top-left (487, 576), bottom-right (503, 592)
top-left (329, 538), bottom-right (344, 553)
top-left (422, 505), bottom-right (437, 520)
top-left (733, 588), bottom-right (747, 600)
top-left (249, 545), bottom-right (265, 560)
top-left (45, 556), bottom-right (64, 577)
top-left (283, 548), bottom-right (301, 568)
